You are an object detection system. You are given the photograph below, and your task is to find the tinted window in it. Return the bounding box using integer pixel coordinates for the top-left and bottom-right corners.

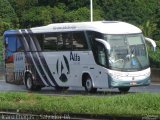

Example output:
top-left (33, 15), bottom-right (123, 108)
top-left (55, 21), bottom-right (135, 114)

top-left (35, 31), bottom-right (88, 51)
top-left (44, 33), bottom-right (58, 51)
top-left (35, 34), bottom-right (44, 51)
top-left (86, 31), bottom-right (105, 65)
top-left (16, 36), bottom-right (24, 52)
top-left (96, 42), bottom-right (108, 67)
top-left (60, 32), bottom-right (73, 50)
top-left (5, 35), bottom-right (17, 63)
top-left (5, 36), bottom-right (17, 52)
top-left (72, 32), bottom-right (88, 50)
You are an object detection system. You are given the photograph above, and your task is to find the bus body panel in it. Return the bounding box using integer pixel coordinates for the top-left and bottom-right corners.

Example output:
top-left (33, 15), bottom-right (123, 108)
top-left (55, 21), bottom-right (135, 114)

top-left (13, 52), bottom-right (25, 83)
top-left (42, 51), bottom-right (109, 88)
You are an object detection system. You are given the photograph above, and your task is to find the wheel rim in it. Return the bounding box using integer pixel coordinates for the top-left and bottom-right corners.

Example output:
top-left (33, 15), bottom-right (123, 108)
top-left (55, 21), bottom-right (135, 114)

top-left (27, 77), bottom-right (32, 89)
top-left (86, 79), bottom-right (92, 91)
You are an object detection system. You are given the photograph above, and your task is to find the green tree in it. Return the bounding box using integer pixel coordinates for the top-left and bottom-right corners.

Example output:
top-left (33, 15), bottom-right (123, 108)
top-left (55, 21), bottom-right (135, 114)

top-left (0, 0), bottom-right (18, 35)
top-left (9, 0), bottom-right (38, 18)
top-left (139, 20), bottom-right (157, 38)
top-left (100, 0), bottom-right (158, 25)
top-left (0, 20), bottom-right (10, 36)
top-left (152, 1), bottom-right (160, 40)
top-left (65, 7), bottom-right (90, 22)
top-left (65, 0), bottom-right (90, 11)
top-left (65, 7), bottom-right (103, 22)
top-left (51, 5), bottom-right (66, 23)
top-left (21, 6), bottom-right (52, 27)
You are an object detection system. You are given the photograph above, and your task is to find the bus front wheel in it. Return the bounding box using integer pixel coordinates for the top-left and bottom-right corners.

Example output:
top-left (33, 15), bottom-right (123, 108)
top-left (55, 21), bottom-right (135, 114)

top-left (84, 77), bottom-right (97, 93)
top-left (118, 87), bottom-right (130, 93)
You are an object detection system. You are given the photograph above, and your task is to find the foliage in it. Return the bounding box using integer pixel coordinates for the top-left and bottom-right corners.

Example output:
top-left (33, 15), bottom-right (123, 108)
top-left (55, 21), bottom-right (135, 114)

top-left (148, 41), bottom-right (160, 68)
top-left (100, 0), bottom-right (158, 25)
top-left (0, 37), bottom-right (3, 62)
top-left (51, 6), bottom-right (66, 23)
top-left (139, 20), bottom-right (157, 38)
top-left (65, 7), bottom-right (91, 22)
top-left (0, 21), bottom-right (10, 36)
top-left (0, 92), bottom-right (160, 117)
top-left (21, 6), bottom-right (53, 28)
top-left (9, 0), bottom-right (38, 18)
top-left (0, 0), bottom-right (160, 67)
top-left (0, 0), bottom-right (19, 35)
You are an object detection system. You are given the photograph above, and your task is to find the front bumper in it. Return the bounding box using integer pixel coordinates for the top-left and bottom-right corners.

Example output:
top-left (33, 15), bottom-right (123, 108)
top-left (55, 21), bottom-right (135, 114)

top-left (109, 75), bottom-right (151, 88)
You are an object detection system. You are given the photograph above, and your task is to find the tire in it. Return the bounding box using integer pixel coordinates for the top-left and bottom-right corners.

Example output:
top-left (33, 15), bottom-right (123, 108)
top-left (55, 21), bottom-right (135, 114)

top-left (25, 74), bottom-right (42, 91)
top-left (25, 74), bottom-right (34, 90)
top-left (118, 87), bottom-right (130, 93)
top-left (84, 77), bottom-right (97, 93)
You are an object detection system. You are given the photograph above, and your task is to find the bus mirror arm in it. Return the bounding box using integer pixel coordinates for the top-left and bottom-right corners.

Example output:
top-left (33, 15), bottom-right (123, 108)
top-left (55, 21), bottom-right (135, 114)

top-left (95, 38), bottom-right (111, 54)
top-left (145, 37), bottom-right (156, 52)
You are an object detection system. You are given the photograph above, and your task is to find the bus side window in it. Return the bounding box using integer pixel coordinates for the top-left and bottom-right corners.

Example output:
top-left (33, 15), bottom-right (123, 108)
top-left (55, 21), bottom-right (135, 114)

top-left (95, 42), bottom-right (107, 67)
top-left (57, 34), bottom-right (63, 50)
top-left (72, 32), bottom-right (88, 50)
top-left (5, 36), bottom-right (17, 52)
top-left (61, 33), bottom-right (73, 50)
top-left (5, 36), bottom-right (17, 63)
top-left (86, 31), bottom-right (103, 49)
top-left (16, 36), bottom-right (24, 52)
top-left (86, 31), bottom-right (109, 68)
top-left (34, 34), bottom-right (44, 51)
top-left (43, 33), bottom-right (58, 51)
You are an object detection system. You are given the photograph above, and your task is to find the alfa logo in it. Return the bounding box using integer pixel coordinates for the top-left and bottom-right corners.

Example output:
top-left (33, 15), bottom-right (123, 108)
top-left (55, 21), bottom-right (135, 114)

top-left (70, 51), bottom-right (80, 61)
top-left (56, 55), bottom-right (70, 82)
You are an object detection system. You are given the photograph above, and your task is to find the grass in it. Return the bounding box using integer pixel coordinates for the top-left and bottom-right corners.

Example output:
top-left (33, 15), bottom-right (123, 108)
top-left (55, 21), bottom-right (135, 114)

top-left (0, 92), bottom-right (160, 117)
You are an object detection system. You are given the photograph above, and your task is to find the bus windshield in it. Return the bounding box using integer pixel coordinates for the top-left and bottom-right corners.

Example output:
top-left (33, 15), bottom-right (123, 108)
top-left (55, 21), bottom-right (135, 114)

top-left (104, 34), bottom-right (149, 71)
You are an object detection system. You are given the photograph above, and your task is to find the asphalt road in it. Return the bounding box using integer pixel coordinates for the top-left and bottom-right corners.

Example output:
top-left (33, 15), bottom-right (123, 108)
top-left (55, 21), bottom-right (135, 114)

top-left (0, 79), bottom-right (160, 95)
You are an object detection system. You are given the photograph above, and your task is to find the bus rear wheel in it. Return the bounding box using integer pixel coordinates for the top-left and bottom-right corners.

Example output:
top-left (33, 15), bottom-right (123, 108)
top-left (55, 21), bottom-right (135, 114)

top-left (25, 74), bottom-right (42, 91)
top-left (84, 77), bottom-right (97, 93)
top-left (118, 87), bottom-right (130, 93)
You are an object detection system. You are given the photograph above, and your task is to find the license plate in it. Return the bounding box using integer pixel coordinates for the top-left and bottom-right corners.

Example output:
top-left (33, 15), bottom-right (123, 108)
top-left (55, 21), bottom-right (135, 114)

top-left (130, 81), bottom-right (137, 85)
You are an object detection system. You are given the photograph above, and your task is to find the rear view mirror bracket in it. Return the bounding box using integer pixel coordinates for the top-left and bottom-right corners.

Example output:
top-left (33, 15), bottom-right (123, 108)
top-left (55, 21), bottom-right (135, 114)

top-left (145, 37), bottom-right (156, 52)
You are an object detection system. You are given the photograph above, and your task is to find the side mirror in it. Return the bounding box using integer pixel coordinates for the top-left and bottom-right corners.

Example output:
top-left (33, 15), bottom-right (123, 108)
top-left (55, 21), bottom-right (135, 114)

top-left (95, 38), bottom-right (111, 54)
top-left (145, 37), bottom-right (156, 52)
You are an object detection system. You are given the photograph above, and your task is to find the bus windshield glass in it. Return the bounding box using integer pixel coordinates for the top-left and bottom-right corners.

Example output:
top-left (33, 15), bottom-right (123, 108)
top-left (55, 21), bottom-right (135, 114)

top-left (104, 34), bottom-right (149, 71)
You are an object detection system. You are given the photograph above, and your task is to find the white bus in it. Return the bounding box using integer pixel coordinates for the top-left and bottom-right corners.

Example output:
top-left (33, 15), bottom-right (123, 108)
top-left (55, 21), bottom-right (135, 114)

top-left (3, 21), bottom-right (156, 92)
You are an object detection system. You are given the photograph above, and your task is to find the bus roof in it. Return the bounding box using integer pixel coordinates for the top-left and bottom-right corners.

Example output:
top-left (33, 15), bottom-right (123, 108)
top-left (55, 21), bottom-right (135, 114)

top-left (4, 21), bottom-right (142, 35)
top-left (3, 30), bottom-right (18, 36)
top-left (31, 21), bottom-right (142, 34)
